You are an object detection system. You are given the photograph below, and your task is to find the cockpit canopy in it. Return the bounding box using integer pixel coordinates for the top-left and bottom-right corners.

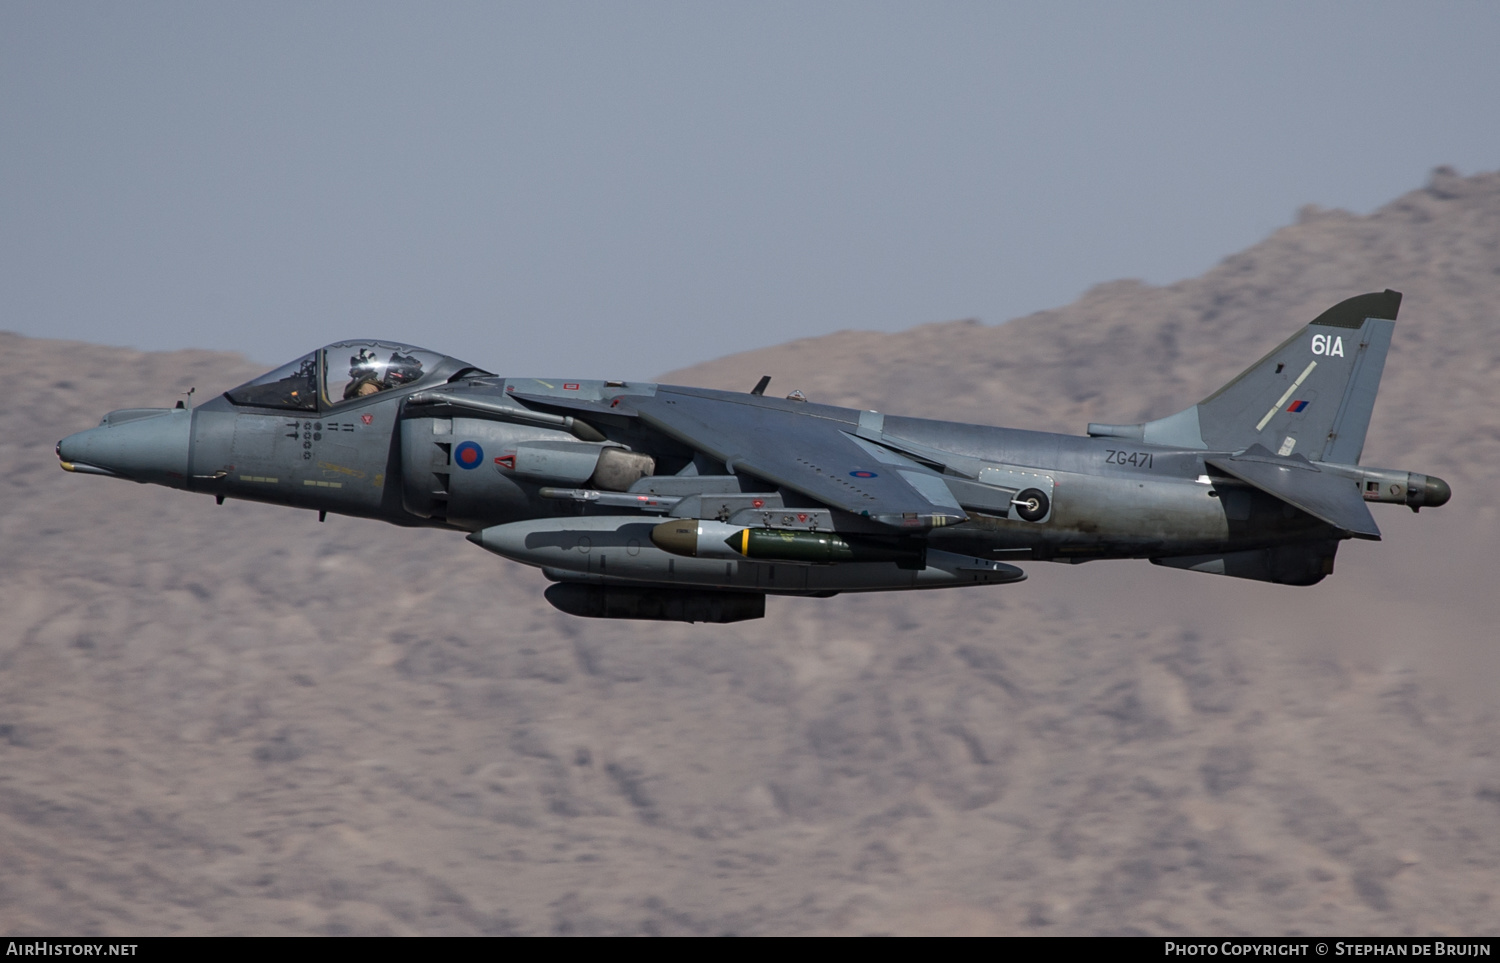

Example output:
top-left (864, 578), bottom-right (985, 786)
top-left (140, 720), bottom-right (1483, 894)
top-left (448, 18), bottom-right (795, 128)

top-left (225, 341), bottom-right (485, 412)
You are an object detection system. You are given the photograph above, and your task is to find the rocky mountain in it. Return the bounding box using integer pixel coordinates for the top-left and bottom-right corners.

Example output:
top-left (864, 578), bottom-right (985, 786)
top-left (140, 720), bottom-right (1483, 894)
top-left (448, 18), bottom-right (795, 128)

top-left (1, 168), bottom-right (1496, 935)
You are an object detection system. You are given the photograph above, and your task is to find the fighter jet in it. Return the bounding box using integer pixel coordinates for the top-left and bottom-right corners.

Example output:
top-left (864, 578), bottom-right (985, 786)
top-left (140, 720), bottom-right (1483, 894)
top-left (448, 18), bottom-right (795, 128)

top-left (57, 291), bottom-right (1450, 622)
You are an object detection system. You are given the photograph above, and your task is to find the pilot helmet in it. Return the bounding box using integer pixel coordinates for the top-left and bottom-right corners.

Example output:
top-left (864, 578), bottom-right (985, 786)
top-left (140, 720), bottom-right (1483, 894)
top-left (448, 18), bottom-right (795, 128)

top-left (384, 351), bottom-right (423, 386)
top-left (350, 347), bottom-right (381, 377)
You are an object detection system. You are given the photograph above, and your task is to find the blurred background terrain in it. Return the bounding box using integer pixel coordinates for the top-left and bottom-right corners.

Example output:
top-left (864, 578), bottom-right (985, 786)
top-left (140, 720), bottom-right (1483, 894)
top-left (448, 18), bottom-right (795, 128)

top-left (0, 169), bottom-right (1497, 935)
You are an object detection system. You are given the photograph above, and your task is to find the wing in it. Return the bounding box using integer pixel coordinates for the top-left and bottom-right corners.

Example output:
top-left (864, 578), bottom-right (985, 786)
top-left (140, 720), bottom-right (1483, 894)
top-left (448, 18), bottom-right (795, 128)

top-left (1206, 445), bottom-right (1380, 540)
top-left (630, 388), bottom-right (967, 530)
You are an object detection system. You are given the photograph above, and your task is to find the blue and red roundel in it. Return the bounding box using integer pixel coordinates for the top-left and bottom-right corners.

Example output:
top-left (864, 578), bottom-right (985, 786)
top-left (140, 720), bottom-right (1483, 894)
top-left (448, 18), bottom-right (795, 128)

top-left (454, 441), bottom-right (484, 470)
top-left (850, 470), bottom-right (879, 479)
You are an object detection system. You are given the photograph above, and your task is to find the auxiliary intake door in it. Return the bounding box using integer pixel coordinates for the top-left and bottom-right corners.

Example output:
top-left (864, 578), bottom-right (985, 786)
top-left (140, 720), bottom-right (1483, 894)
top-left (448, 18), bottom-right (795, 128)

top-left (400, 415), bottom-right (454, 521)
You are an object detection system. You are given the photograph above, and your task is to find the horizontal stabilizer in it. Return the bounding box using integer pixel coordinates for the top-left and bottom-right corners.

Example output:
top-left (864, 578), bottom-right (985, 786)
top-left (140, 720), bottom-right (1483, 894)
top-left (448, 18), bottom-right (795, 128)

top-left (1206, 445), bottom-right (1380, 540)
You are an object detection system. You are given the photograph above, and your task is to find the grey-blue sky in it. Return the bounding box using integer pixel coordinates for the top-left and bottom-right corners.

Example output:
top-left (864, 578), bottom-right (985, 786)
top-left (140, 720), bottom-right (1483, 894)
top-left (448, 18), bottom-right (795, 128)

top-left (3, 2), bottom-right (1497, 379)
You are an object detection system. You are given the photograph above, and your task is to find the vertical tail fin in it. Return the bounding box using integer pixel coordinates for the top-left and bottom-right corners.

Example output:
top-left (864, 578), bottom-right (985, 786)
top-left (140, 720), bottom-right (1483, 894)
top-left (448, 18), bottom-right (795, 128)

top-left (1088, 290), bottom-right (1400, 463)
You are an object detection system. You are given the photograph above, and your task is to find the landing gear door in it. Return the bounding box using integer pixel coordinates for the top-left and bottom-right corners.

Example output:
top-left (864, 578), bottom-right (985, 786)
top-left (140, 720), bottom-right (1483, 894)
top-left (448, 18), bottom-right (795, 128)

top-left (978, 466), bottom-right (1055, 523)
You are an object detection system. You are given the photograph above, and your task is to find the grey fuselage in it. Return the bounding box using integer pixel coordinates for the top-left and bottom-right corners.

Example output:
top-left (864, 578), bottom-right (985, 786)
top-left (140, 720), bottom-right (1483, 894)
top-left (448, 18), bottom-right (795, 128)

top-left (63, 374), bottom-right (1368, 575)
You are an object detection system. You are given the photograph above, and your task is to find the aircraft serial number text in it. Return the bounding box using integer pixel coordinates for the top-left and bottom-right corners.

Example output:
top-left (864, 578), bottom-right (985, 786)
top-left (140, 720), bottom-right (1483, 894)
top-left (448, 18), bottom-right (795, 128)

top-left (1105, 450), bottom-right (1154, 468)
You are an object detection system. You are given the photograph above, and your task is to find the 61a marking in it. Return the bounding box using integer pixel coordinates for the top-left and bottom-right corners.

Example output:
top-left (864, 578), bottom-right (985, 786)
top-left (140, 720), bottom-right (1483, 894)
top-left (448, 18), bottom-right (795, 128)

top-left (1311, 333), bottom-right (1345, 357)
top-left (1106, 450), bottom-right (1154, 468)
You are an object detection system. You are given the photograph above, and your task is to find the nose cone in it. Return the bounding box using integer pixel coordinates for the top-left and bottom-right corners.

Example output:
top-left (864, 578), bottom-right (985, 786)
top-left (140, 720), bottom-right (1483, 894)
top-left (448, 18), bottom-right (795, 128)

top-left (650, 519), bottom-right (701, 557)
top-left (58, 408), bottom-right (192, 486)
top-left (1422, 475), bottom-right (1452, 508)
top-left (466, 523), bottom-right (538, 563)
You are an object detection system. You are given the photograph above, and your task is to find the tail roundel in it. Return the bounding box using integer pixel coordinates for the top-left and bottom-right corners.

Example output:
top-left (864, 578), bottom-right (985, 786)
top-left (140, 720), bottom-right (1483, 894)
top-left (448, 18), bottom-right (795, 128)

top-left (1088, 290), bottom-right (1401, 464)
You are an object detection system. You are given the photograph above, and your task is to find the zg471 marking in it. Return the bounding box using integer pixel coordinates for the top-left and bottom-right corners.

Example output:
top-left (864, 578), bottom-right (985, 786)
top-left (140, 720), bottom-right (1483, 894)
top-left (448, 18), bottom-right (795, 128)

top-left (1105, 450), bottom-right (1154, 468)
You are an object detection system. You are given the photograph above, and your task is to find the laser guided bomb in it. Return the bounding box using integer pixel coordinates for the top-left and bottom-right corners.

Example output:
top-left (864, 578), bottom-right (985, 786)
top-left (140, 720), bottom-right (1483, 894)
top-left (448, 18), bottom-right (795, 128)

top-left (58, 292), bottom-right (1451, 622)
top-left (648, 519), bottom-right (923, 565)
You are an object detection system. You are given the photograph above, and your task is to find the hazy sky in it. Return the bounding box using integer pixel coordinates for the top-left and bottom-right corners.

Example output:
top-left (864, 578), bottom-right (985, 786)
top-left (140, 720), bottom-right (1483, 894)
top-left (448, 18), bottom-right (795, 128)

top-left (4, 2), bottom-right (1498, 379)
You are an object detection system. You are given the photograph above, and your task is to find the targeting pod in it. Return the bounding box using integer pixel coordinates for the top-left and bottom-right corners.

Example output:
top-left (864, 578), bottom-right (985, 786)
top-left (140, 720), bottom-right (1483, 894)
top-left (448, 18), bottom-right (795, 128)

top-left (650, 519), bottom-right (921, 565)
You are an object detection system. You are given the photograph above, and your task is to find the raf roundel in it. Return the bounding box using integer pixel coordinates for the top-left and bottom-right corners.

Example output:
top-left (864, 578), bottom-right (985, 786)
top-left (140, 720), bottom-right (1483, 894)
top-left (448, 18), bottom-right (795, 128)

top-left (850, 470), bottom-right (878, 479)
top-left (454, 441), bottom-right (484, 470)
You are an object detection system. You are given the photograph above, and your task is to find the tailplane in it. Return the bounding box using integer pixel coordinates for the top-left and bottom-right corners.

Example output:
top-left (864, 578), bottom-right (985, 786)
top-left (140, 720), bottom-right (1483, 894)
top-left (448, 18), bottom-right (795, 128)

top-left (1089, 290), bottom-right (1401, 463)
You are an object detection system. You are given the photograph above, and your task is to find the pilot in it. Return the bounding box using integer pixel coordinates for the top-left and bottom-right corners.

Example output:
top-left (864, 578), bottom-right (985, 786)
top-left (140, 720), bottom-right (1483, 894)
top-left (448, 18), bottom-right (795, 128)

top-left (343, 348), bottom-right (386, 399)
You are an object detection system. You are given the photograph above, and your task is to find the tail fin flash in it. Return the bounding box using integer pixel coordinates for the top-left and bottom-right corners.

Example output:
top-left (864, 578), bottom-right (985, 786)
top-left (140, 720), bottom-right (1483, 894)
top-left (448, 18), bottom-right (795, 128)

top-left (1089, 290), bottom-right (1400, 463)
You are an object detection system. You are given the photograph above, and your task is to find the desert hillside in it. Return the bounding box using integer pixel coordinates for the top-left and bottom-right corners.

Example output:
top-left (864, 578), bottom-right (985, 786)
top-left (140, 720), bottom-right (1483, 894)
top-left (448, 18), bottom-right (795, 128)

top-left (1, 168), bottom-right (1496, 935)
